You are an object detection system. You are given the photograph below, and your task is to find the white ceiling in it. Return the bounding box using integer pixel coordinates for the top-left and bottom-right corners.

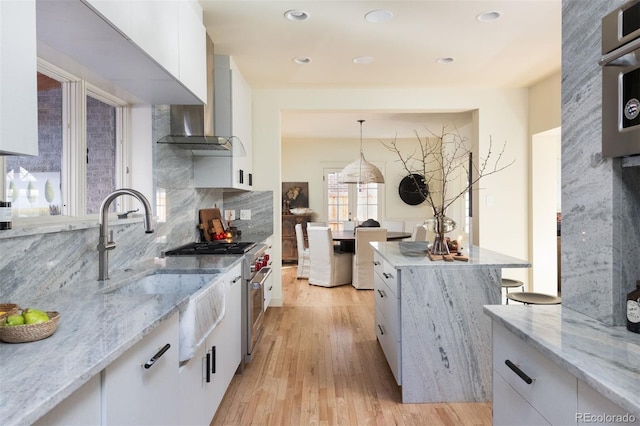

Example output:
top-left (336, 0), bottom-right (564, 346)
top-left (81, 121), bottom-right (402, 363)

top-left (200, 0), bottom-right (562, 139)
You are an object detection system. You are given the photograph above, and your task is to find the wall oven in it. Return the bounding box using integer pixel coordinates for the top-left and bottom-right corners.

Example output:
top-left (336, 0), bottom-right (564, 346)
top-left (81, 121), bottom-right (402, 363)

top-left (600, 0), bottom-right (640, 158)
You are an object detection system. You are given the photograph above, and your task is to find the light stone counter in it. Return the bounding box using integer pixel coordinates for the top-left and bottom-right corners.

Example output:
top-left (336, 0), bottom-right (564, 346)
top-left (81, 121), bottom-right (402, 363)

top-left (0, 255), bottom-right (245, 426)
top-left (371, 242), bottom-right (530, 403)
top-left (484, 304), bottom-right (640, 418)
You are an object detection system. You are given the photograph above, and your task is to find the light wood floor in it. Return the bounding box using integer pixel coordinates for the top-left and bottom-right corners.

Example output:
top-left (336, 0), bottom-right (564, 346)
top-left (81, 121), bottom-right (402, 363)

top-left (211, 265), bottom-right (492, 426)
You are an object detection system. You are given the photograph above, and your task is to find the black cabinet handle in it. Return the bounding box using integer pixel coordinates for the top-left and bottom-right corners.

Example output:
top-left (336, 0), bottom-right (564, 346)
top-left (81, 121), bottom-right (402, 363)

top-left (144, 343), bottom-right (171, 369)
top-left (239, 169), bottom-right (244, 184)
top-left (232, 275), bottom-right (242, 284)
top-left (377, 289), bottom-right (385, 298)
top-left (383, 272), bottom-right (392, 279)
top-left (206, 352), bottom-right (211, 383)
top-left (211, 346), bottom-right (217, 374)
top-left (505, 359), bottom-right (533, 384)
top-left (249, 173), bottom-right (253, 186)
top-left (377, 324), bottom-right (385, 335)
top-left (373, 261), bottom-right (381, 266)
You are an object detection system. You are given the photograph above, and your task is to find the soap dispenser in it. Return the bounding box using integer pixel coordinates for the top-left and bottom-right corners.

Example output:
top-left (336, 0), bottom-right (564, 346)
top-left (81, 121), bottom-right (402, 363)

top-left (627, 280), bottom-right (640, 334)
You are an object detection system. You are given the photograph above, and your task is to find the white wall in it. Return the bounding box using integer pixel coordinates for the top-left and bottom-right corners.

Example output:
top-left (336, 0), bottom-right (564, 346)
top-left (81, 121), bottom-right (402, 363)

top-left (253, 87), bottom-right (530, 307)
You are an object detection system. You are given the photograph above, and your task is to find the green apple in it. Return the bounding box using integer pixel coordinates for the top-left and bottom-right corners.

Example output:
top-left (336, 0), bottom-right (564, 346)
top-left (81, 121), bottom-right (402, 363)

top-left (5, 314), bottom-right (25, 326)
top-left (24, 311), bottom-right (48, 325)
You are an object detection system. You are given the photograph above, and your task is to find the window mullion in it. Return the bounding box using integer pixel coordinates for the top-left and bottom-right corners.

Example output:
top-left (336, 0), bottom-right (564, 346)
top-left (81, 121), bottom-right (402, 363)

top-left (66, 80), bottom-right (86, 217)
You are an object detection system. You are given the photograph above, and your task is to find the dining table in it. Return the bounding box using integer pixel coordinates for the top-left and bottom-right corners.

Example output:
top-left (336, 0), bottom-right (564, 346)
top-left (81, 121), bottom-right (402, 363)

top-left (332, 230), bottom-right (411, 253)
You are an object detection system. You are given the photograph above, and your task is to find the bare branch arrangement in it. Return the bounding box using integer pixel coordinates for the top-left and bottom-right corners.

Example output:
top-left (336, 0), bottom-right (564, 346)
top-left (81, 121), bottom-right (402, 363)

top-left (381, 125), bottom-right (514, 218)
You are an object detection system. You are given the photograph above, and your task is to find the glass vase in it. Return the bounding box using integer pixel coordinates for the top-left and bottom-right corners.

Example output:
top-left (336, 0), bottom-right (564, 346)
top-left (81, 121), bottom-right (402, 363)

top-left (424, 215), bottom-right (456, 255)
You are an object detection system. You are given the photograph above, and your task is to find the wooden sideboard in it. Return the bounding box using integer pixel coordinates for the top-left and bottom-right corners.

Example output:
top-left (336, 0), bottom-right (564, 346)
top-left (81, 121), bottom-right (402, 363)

top-left (282, 214), bottom-right (312, 262)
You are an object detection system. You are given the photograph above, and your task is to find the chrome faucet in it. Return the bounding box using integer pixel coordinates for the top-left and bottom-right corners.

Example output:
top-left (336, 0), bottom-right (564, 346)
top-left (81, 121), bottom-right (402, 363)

top-left (97, 188), bottom-right (154, 280)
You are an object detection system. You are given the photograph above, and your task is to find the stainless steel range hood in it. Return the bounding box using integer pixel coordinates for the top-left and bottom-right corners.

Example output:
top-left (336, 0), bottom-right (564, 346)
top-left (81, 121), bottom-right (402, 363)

top-left (157, 36), bottom-right (244, 156)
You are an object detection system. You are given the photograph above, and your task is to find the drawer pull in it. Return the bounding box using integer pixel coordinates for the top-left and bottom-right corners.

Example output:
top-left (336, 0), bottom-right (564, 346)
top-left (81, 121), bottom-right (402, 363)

top-left (206, 352), bottom-right (211, 383)
top-left (211, 346), bottom-right (217, 374)
top-left (232, 275), bottom-right (242, 284)
top-left (378, 324), bottom-right (385, 335)
top-left (373, 261), bottom-right (381, 266)
top-left (377, 289), bottom-right (386, 298)
top-left (383, 272), bottom-right (392, 279)
top-left (143, 343), bottom-right (170, 369)
top-left (505, 359), bottom-right (533, 384)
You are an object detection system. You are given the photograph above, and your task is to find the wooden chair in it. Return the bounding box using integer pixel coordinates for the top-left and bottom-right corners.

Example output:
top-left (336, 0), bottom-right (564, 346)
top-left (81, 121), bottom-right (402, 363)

top-left (352, 227), bottom-right (387, 290)
top-left (295, 223), bottom-right (310, 279)
top-left (307, 227), bottom-right (352, 287)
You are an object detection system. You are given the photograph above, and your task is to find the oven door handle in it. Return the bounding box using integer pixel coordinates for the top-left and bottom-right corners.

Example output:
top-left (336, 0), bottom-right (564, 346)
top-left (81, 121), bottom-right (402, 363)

top-left (599, 37), bottom-right (640, 66)
top-left (251, 267), bottom-right (272, 289)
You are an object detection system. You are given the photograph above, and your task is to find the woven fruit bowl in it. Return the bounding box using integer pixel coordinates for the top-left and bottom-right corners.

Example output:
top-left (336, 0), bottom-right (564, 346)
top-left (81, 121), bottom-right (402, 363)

top-left (0, 304), bottom-right (19, 321)
top-left (0, 311), bottom-right (60, 343)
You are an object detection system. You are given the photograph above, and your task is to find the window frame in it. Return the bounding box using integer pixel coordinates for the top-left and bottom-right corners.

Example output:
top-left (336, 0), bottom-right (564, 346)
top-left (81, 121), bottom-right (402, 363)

top-left (323, 167), bottom-right (383, 230)
top-left (1, 58), bottom-right (131, 225)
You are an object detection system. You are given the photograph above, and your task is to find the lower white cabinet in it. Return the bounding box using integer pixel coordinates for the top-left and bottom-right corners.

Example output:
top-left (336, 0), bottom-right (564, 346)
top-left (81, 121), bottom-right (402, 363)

top-left (103, 312), bottom-right (180, 425)
top-left (492, 321), bottom-right (636, 425)
top-left (373, 253), bottom-right (401, 385)
top-left (179, 264), bottom-right (242, 424)
top-left (34, 374), bottom-right (101, 426)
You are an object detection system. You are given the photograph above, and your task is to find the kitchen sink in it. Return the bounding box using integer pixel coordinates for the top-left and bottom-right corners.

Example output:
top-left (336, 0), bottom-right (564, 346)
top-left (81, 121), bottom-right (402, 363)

top-left (106, 273), bottom-right (226, 362)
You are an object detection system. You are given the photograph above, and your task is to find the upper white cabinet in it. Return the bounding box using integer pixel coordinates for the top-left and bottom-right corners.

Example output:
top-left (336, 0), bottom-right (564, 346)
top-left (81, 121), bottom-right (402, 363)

top-left (0, 0), bottom-right (38, 155)
top-left (36, 0), bottom-right (206, 104)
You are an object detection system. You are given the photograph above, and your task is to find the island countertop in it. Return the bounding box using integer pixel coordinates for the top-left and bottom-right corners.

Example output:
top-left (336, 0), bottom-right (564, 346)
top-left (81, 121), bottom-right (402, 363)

top-left (371, 241), bottom-right (531, 269)
top-left (484, 305), bottom-right (640, 418)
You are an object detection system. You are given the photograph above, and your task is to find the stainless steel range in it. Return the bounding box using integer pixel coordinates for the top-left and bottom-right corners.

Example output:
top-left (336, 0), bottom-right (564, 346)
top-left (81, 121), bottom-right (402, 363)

top-left (163, 240), bottom-right (270, 365)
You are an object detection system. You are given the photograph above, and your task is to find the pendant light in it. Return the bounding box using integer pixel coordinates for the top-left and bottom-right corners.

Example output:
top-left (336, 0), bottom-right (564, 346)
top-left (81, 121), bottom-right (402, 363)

top-left (339, 120), bottom-right (385, 184)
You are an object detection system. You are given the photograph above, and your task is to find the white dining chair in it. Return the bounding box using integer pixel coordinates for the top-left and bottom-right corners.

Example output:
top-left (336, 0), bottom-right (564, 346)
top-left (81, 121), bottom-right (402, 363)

top-left (342, 221), bottom-right (356, 232)
top-left (295, 223), bottom-right (310, 279)
top-left (307, 227), bottom-right (352, 287)
top-left (352, 227), bottom-right (387, 290)
top-left (381, 220), bottom-right (404, 232)
top-left (410, 223), bottom-right (428, 241)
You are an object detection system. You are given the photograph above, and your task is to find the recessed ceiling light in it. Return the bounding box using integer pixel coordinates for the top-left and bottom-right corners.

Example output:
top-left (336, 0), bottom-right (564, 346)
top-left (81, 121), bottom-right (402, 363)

top-left (365, 10), bottom-right (393, 23)
top-left (436, 57), bottom-right (455, 64)
top-left (476, 11), bottom-right (502, 22)
top-left (284, 9), bottom-right (310, 21)
top-left (353, 56), bottom-right (374, 64)
top-left (293, 57), bottom-right (312, 65)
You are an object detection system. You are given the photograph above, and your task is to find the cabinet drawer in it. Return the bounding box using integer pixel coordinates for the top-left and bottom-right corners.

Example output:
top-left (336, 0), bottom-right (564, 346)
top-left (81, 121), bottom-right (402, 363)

top-left (375, 304), bottom-right (401, 385)
top-left (493, 322), bottom-right (576, 425)
top-left (373, 254), bottom-right (399, 298)
top-left (374, 272), bottom-right (400, 338)
top-left (493, 373), bottom-right (550, 425)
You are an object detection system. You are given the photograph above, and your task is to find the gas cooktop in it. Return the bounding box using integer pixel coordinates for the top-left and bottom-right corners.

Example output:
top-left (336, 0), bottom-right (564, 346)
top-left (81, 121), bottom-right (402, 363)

top-left (163, 241), bottom-right (256, 256)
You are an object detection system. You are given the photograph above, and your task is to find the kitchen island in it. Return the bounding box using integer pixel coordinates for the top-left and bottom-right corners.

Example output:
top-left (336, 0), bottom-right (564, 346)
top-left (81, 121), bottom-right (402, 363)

top-left (371, 241), bottom-right (530, 403)
top-left (484, 305), bottom-right (640, 421)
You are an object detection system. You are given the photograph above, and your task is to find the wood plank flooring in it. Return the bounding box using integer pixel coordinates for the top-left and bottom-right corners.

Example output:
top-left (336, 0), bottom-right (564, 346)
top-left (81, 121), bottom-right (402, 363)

top-left (211, 265), bottom-right (492, 425)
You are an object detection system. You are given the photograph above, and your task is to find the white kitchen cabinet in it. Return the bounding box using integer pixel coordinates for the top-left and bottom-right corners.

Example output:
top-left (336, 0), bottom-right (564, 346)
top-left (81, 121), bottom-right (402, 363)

top-left (0, 0), bottom-right (38, 155)
top-left (577, 380), bottom-right (639, 425)
top-left (373, 253), bottom-right (401, 385)
top-left (492, 321), bottom-right (637, 425)
top-left (194, 56), bottom-right (252, 190)
top-left (179, 264), bottom-right (242, 425)
top-left (40, 0), bottom-right (206, 104)
top-left (34, 374), bottom-right (101, 426)
top-left (103, 312), bottom-right (179, 425)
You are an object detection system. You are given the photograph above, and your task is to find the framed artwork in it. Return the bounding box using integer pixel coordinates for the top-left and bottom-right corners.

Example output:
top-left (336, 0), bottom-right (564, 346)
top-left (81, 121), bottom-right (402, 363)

top-left (282, 182), bottom-right (309, 209)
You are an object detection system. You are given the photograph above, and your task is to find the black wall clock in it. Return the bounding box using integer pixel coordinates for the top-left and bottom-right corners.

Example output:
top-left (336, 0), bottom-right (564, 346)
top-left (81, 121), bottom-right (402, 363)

top-left (398, 174), bottom-right (428, 205)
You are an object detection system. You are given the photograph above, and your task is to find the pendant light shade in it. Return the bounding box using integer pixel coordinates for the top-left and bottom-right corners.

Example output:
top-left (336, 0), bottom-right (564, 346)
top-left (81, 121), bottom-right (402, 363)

top-left (339, 120), bottom-right (385, 184)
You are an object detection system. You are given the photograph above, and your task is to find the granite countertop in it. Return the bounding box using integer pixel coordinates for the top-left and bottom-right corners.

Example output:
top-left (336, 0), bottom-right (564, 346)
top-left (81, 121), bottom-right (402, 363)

top-left (0, 253), bottom-right (248, 426)
top-left (484, 305), bottom-right (640, 417)
top-left (371, 241), bottom-right (531, 269)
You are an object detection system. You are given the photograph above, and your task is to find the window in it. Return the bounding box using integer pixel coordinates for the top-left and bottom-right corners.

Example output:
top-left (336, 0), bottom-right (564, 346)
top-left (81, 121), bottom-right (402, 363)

top-left (325, 168), bottom-right (380, 230)
top-left (2, 60), bottom-right (130, 221)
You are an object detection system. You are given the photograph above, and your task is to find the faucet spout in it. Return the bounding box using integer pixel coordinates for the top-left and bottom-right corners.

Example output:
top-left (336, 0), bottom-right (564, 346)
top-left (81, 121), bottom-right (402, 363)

top-left (97, 188), bottom-right (154, 281)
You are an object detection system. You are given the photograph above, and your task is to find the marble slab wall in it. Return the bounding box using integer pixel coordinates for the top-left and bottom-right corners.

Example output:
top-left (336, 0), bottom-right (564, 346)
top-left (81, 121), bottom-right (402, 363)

top-left (562, 0), bottom-right (640, 325)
